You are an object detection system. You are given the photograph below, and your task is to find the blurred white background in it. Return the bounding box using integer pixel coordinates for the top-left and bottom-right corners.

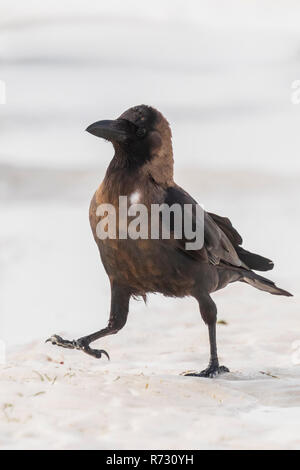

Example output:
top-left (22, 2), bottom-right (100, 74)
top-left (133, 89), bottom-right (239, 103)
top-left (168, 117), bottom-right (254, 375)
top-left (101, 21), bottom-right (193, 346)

top-left (1, 0), bottom-right (300, 171)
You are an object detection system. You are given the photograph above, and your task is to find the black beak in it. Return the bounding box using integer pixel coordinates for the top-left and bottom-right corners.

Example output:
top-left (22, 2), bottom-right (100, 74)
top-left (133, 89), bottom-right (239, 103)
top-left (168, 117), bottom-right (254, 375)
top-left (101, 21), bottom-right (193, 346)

top-left (86, 119), bottom-right (134, 143)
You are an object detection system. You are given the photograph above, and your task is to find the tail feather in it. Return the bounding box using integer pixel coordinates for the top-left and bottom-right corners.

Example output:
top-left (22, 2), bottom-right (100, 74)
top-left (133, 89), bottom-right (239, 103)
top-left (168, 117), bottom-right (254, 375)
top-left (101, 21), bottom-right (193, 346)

top-left (242, 271), bottom-right (292, 297)
top-left (236, 246), bottom-right (274, 272)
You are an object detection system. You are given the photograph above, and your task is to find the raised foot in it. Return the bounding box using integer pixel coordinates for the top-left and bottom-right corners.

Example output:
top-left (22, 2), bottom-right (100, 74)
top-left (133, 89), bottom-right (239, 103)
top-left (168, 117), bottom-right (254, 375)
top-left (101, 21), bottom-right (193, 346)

top-left (45, 334), bottom-right (110, 360)
top-left (184, 365), bottom-right (229, 378)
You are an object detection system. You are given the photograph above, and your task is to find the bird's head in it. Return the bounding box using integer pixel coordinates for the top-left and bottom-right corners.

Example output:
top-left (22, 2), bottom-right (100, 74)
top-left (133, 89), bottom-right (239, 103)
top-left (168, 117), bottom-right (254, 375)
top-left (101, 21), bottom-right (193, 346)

top-left (86, 105), bottom-right (174, 185)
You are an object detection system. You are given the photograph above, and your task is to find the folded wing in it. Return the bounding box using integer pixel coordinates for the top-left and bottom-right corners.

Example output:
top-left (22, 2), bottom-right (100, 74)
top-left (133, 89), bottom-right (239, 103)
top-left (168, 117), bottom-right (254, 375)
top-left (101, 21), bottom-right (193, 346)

top-left (163, 185), bottom-right (273, 271)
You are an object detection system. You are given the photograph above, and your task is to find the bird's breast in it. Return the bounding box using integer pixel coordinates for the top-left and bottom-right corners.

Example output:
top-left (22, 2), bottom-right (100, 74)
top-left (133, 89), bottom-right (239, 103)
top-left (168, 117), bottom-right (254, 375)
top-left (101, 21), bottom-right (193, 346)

top-left (89, 178), bottom-right (196, 295)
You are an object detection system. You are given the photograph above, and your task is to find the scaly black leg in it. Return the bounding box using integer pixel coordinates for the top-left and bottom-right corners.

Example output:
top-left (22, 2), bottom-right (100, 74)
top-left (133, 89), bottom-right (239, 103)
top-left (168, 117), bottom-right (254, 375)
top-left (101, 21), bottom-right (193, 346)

top-left (46, 283), bottom-right (130, 359)
top-left (184, 294), bottom-right (229, 378)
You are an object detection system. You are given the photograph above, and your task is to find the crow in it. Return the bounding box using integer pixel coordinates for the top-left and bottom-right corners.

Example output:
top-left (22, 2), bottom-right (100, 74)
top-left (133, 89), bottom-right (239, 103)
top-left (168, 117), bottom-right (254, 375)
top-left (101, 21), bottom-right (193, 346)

top-left (46, 105), bottom-right (292, 377)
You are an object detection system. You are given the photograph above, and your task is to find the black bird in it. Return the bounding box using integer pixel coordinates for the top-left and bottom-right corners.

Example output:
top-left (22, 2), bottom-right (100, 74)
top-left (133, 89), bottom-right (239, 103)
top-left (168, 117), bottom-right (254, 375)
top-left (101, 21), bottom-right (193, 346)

top-left (46, 105), bottom-right (292, 377)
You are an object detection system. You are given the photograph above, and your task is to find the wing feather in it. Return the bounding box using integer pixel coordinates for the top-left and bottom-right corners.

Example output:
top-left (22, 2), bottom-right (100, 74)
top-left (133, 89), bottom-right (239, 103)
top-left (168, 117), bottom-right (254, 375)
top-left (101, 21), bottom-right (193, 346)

top-left (163, 185), bottom-right (243, 267)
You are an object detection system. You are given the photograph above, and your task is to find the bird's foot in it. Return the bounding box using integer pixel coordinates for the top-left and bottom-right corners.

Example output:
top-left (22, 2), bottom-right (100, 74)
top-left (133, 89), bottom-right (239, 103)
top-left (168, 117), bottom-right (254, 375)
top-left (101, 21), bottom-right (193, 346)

top-left (45, 334), bottom-right (110, 360)
top-left (184, 365), bottom-right (229, 378)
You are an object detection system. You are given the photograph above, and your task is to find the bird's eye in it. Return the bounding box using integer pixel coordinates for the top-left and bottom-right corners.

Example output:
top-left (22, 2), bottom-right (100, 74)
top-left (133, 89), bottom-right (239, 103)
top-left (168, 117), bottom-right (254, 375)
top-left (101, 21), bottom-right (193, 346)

top-left (136, 127), bottom-right (146, 138)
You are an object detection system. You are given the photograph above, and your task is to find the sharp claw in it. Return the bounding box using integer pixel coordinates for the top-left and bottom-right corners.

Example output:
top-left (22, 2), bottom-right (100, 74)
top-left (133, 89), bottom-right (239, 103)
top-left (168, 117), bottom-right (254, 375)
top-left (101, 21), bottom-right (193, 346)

top-left (45, 334), bottom-right (61, 345)
top-left (84, 347), bottom-right (110, 360)
top-left (100, 349), bottom-right (110, 361)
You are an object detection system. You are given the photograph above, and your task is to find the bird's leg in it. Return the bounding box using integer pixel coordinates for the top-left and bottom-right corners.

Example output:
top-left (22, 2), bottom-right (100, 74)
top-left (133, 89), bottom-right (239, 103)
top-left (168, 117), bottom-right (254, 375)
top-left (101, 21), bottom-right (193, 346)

top-left (46, 283), bottom-right (130, 359)
top-left (185, 294), bottom-right (229, 378)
